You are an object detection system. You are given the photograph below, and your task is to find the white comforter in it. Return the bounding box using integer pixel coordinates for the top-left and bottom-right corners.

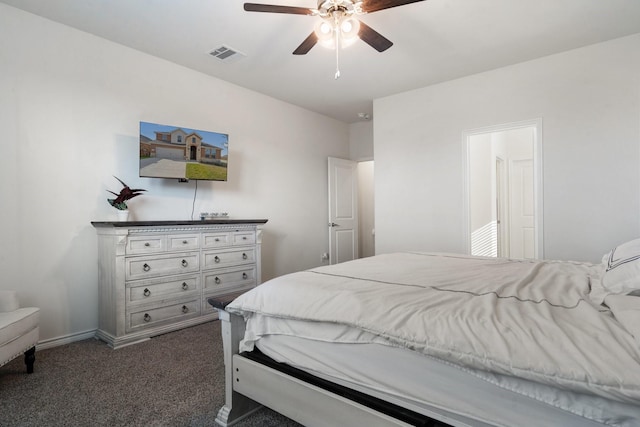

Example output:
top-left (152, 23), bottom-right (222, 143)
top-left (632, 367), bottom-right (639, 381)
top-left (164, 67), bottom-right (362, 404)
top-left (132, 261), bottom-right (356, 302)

top-left (226, 252), bottom-right (640, 404)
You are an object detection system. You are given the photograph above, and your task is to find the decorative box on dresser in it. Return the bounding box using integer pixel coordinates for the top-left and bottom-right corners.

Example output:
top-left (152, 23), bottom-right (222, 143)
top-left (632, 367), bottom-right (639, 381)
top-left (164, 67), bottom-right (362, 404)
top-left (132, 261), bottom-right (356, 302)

top-left (91, 219), bottom-right (268, 349)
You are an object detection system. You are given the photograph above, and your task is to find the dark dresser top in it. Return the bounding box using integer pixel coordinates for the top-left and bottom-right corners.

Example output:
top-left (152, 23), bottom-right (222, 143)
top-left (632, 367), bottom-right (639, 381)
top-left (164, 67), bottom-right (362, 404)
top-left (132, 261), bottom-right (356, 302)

top-left (92, 219), bottom-right (268, 227)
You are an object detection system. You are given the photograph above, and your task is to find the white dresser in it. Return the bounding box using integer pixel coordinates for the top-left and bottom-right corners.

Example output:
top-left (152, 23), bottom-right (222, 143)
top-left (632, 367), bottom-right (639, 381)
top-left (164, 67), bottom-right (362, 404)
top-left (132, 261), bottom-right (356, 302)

top-left (91, 219), bottom-right (267, 349)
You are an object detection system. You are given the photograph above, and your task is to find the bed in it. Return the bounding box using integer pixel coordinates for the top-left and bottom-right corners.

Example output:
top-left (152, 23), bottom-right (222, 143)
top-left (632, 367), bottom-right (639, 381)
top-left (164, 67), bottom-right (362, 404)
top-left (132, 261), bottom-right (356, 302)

top-left (212, 242), bottom-right (640, 426)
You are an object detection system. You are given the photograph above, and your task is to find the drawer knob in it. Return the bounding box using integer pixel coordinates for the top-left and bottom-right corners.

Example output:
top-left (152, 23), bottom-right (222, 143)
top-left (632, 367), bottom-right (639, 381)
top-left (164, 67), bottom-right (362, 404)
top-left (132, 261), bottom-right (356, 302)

top-left (181, 259), bottom-right (189, 267)
top-left (143, 263), bottom-right (151, 272)
top-left (144, 242), bottom-right (150, 247)
top-left (215, 277), bottom-right (221, 284)
top-left (215, 238), bottom-right (220, 242)
top-left (182, 282), bottom-right (188, 290)
top-left (242, 253), bottom-right (248, 260)
top-left (242, 272), bottom-right (248, 280)
top-left (242, 236), bottom-right (247, 240)
top-left (143, 313), bottom-right (151, 322)
top-left (214, 256), bottom-right (220, 263)
top-left (143, 288), bottom-right (151, 297)
top-left (182, 305), bottom-right (189, 314)
top-left (182, 240), bottom-right (188, 244)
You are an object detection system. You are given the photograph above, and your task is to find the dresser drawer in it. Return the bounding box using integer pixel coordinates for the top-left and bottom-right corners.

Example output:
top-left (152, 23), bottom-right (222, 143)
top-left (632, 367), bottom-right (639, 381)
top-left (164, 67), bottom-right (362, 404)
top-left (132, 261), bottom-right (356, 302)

top-left (126, 275), bottom-right (200, 304)
top-left (126, 235), bottom-right (165, 255)
top-left (202, 248), bottom-right (255, 270)
top-left (232, 231), bottom-right (255, 246)
top-left (167, 234), bottom-right (200, 251)
top-left (127, 299), bottom-right (200, 332)
top-left (202, 232), bottom-right (231, 248)
top-left (125, 252), bottom-right (200, 280)
top-left (203, 266), bottom-right (256, 292)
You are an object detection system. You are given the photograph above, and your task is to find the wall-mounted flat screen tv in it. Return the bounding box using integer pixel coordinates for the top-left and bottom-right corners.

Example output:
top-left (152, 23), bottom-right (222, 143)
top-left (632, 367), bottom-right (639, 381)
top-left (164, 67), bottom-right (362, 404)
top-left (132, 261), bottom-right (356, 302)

top-left (139, 121), bottom-right (229, 181)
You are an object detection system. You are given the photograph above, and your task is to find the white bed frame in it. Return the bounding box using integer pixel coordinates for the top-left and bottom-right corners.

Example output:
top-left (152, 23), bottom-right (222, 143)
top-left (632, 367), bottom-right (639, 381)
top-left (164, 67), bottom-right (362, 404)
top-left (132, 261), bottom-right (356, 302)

top-left (215, 309), bottom-right (493, 427)
top-left (216, 308), bottom-right (623, 427)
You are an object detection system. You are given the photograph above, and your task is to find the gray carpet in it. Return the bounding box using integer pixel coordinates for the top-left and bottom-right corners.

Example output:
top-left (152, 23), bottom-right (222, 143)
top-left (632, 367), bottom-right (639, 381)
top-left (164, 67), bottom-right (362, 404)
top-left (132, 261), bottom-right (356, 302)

top-left (0, 321), bottom-right (301, 426)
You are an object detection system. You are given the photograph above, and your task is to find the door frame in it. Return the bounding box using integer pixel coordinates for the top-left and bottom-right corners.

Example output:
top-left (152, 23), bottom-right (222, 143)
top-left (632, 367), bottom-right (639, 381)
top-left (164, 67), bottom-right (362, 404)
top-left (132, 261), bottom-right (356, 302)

top-left (462, 118), bottom-right (544, 259)
top-left (495, 156), bottom-right (507, 257)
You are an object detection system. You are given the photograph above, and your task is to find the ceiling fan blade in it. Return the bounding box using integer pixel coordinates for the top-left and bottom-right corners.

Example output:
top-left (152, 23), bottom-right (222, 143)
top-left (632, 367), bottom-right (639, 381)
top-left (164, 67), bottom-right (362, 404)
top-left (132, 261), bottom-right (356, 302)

top-left (358, 21), bottom-right (393, 52)
top-left (361, 0), bottom-right (426, 13)
top-left (293, 32), bottom-right (318, 55)
top-left (244, 3), bottom-right (314, 15)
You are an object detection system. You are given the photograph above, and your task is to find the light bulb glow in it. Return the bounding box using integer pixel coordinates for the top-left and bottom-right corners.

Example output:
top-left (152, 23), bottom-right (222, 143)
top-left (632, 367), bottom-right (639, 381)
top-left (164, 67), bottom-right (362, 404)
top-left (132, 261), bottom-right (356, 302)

top-left (314, 16), bottom-right (360, 49)
top-left (339, 17), bottom-right (360, 47)
top-left (315, 18), bottom-right (336, 48)
top-left (319, 22), bottom-right (332, 35)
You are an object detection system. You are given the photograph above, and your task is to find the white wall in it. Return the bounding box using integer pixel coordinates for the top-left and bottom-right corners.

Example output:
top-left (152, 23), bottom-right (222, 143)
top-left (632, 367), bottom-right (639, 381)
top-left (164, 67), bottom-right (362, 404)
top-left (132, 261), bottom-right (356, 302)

top-left (0, 4), bottom-right (349, 343)
top-left (469, 133), bottom-right (493, 236)
top-left (357, 161), bottom-right (375, 257)
top-left (375, 34), bottom-right (640, 262)
top-left (348, 121), bottom-right (375, 258)
top-left (349, 121), bottom-right (374, 161)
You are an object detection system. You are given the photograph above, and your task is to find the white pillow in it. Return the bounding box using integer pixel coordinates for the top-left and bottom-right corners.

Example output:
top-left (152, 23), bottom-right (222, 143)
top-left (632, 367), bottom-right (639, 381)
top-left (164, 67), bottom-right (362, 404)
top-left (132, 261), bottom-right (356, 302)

top-left (601, 238), bottom-right (640, 295)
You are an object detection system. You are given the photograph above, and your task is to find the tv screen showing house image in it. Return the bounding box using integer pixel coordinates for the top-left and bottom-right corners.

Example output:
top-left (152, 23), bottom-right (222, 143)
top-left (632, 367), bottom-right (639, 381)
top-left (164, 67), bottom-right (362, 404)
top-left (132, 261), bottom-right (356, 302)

top-left (139, 121), bottom-right (229, 181)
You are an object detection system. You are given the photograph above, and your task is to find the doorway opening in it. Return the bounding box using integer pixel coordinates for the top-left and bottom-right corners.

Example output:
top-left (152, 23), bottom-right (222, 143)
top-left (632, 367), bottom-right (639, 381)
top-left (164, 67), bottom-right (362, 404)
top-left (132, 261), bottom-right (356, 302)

top-left (327, 158), bottom-right (375, 265)
top-left (463, 120), bottom-right (543, 259)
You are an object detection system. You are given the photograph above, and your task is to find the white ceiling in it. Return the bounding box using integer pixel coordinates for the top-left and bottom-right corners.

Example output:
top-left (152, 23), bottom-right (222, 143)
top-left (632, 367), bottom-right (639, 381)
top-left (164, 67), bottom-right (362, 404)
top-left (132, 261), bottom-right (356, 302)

top-left (3, 0), bottom-right (640, 123)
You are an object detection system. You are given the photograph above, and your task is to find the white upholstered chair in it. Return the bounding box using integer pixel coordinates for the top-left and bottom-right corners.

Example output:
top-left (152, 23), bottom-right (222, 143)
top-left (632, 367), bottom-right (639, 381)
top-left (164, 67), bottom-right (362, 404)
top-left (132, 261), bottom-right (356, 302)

top-left (0, 290), bottom-right (40, 373)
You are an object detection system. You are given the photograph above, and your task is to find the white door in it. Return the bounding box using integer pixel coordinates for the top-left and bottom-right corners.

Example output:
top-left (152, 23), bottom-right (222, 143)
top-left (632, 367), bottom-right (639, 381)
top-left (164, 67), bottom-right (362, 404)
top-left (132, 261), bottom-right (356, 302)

top-left (509, 158), bottom-right (535, 259)
top-left (328, 157), bottom-right (358, 265)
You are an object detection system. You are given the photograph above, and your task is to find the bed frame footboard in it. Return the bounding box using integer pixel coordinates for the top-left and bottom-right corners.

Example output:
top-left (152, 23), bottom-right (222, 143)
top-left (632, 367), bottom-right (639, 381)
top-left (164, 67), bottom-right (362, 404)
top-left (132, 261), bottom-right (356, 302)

top-left (215, 308), bottom-right (429, 427)
top-left (215, 309), bottom-right (262, 426)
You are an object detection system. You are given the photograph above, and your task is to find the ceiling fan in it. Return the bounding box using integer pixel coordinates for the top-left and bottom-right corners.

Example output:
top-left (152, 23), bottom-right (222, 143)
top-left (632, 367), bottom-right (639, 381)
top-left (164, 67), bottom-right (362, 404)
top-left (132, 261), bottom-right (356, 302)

top-left (244, 0), bottom-right (426, 78)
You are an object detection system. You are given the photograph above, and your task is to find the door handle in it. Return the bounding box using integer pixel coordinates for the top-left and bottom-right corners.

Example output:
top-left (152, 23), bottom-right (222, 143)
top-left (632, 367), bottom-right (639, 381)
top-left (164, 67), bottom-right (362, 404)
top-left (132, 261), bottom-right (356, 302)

top-left (328, 222), bottom-right (340, 227)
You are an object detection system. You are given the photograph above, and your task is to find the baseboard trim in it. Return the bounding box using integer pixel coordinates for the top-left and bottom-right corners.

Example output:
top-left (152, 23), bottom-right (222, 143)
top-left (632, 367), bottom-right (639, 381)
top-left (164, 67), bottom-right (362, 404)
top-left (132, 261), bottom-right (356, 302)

top-left (37, 329), bottom-right (97, 351)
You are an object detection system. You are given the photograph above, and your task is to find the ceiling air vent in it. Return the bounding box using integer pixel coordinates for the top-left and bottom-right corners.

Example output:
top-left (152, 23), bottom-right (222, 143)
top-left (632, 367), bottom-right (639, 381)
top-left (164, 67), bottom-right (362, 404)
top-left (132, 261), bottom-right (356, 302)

top-left (209, 45), bottom-right (246, 63)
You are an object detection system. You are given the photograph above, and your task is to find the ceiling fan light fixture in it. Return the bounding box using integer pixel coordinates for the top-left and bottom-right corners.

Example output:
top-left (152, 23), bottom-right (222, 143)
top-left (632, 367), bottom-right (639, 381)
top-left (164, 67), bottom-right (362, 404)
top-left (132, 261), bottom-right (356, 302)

top-left (315, 19), bottom-right (335, 48)
top-left (340, 17), bottom-right (360, 46)
top-left (243, 0), bottom-right (427, 77)
top-left (314, 14), bottom-right (360, 49)
top-left (317, 0), bottom-right (358, 16)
